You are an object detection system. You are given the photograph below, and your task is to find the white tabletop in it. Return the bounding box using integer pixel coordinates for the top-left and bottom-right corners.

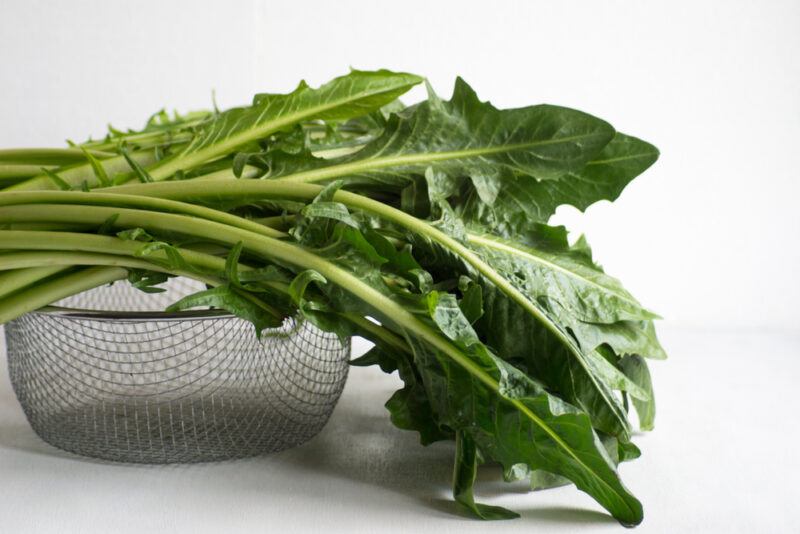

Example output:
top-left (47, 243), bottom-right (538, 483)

top-left (1, 325), bottom-right (797, 533)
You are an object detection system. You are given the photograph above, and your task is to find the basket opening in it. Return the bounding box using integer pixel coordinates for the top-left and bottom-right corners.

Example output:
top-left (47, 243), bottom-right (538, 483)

top-left (55, 277), bottom-right (207, 313)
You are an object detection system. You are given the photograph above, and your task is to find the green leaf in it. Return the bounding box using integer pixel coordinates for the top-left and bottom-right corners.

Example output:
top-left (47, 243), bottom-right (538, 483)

top-left (454, 133), bottom-right (660, 238)
top-left (288, 269), bottom-right (328, 309)
top-left (410, 292), bottom-right (643, 526)
top-left (373, 343), bottom-right (453, 446)
top-left (121, 145), bottom-right (154, 183)
top-left (467, 231), bottom-right (657, 323)
top-left (453, 431), bottom-right (520, 520)
top-left (232, 151), bottom-right (270, 178)
top-left (457, 277), bottom-right (484, 324)
top-left (529, 470), bottom-right (572, 491)
top-left (41, 168), bottom-right (71, 191)
top-left (127, 269), bottom-right (169, 293)
top-left (97, 214), bottom-right (120, 236)
top-left (585, 348), bottom-right (650, 401)
top-left (166, 284), bottom-right (282, 334)
top-left (80, 146), bottom-right (111, 186)
top-left (116, 227), bottom-right (155, 242)
top-left (557, 310), bottom-right (668, 361)
top-left (225, 241), bottom-right (245, 286)
top-left (301, 202), bottom-right (360, 228)
top-left (349, 343), bottom-right (399, 373)
top-left (135, 241), bottom-right (189, 271)
top-left (268, 78), bottom-right (615, 195)
top-left (147, 69), bottom-right (423, 181)
top-left (619, 354), bottom-right (656, 430)
top-left (401, 225), bottom-right (631, 439)
top-left (237, 264), bottom-right (293, 285)
top-left (470, 277), bottom-right (630, 438)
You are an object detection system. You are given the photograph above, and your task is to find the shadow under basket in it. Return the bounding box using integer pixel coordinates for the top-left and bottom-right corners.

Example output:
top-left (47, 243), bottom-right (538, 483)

top-left (3, 278), bottom-right (351, 463)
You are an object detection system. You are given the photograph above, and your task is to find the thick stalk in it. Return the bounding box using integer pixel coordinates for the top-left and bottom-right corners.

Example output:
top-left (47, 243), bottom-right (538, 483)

top-left (0, 191), bottom-right (285, 239)
top-left (0, 176), bottom-right (29, 189)
top-left (0, 165), bottom-right (55, 180)
top-left (0, 148), bottom-right (115, 165)
top-left (0, 235), bottom-right (229, 317)
top-left (6, 150), bottom-right (158, 191)
top-left (0, 231), bottom-right (229, 276)
top-left (0, 239), bottom-right (286, 321)
top-left (0, 250), bottom-right (219, 282)
top-left (251, 214), bottom-right (296, 230)
top-left (0, 261), bottom-right (275, 325)
top-left (0, 266), bottom-right (67, 300)
top-left (0, 266), bottom-right (128, 323)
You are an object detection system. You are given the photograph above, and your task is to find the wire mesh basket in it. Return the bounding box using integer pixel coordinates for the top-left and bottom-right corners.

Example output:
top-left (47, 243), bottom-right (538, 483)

top-left (3, 278), bottom-right (350, 463)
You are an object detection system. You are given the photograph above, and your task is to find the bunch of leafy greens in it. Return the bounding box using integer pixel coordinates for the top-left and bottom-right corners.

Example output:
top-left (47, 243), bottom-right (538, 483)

top-left (0, 69), bottom-right (664, 526)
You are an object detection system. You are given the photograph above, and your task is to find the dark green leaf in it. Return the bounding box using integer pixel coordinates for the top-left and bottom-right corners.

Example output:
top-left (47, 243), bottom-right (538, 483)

top-left (148, 69), bottom-right (423, 180)
top-left (455, 133), bottom-right (659, 238)
top-left (266, 78), bottom-right (615, 197)
top-left (406, 292), bottom-right (643, 525)
top-left (225, 241), bottom-right (245, 286)
top-left (166, 284), bottom-right (282, 335)
top-left (468, 231), bottom-right (657, 323)
top-left (619, 355), bottom-right (656, 430)
top-left (127, 269), bottom-right (169, 294)
top-left (453, 431), bottom-right (520, 520)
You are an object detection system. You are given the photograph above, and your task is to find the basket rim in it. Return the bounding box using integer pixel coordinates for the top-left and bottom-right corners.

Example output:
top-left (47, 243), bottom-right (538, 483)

top-left (30, 305), bottom-right (236, 322)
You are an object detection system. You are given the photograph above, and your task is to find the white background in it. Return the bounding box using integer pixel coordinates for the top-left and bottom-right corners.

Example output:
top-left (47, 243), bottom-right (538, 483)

top-left (2, 0), bottom-right (798, 330)
top-left (1, 1), bottom-right (799, 533)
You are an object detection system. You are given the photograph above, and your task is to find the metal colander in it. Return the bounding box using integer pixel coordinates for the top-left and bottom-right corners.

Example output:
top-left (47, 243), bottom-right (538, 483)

top-left (3, 278), bottom-right (350, 463)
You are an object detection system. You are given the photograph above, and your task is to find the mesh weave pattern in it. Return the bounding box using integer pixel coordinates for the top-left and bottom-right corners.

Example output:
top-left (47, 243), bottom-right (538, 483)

top-left (4, 278), bottom-right (350, 463)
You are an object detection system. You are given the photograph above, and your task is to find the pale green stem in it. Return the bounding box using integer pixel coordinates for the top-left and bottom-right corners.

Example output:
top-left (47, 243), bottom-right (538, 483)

top-left (0, 266), bottom-right (67, 300)
top-left (5, 150), bottom-right (158, 191)
top-left (0, 191), bottom-right (285, 239)
top-left (0, 266), bottom-right (128, 323)
top-left (0, 231), bottom-right (228, 275)
top-left (0, 148), bottom-right (115, 165)
top-left (0, 165), bottom-right (55, 180)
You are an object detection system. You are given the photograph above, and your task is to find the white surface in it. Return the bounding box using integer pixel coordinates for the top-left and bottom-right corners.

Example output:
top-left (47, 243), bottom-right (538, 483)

top-left (1, 0), bottom-right (799, 329)
top-left (1, 1), bottom-right (799, 532)
top-left (1, 326), bottom-right (798, 533)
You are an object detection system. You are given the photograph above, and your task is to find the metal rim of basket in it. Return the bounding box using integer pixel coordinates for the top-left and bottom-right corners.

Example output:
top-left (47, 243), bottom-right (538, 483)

top-left (32, 305), bottom-right (239, 322)
top-left (27, 278), bottom-right (282, 323)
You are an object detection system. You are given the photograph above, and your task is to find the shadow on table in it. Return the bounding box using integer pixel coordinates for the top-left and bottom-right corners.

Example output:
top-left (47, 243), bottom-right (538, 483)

top-left (0, 421), bottom-right (60, 457)
top-left (0, 371), bottom-right (616, 526)
top-left (267, 378), bottom-right (616, 526)
top-left (0, 416), bottom-right (115, 463)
